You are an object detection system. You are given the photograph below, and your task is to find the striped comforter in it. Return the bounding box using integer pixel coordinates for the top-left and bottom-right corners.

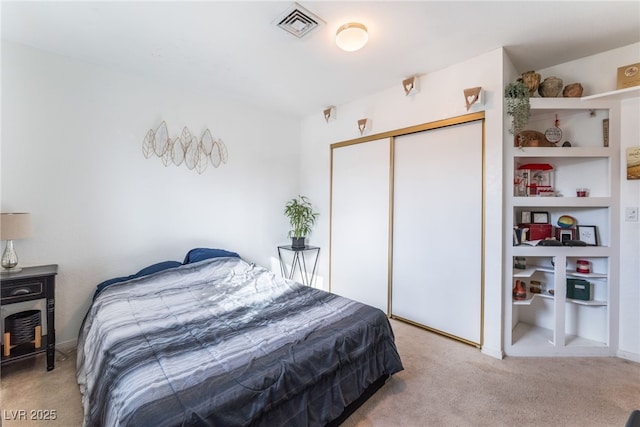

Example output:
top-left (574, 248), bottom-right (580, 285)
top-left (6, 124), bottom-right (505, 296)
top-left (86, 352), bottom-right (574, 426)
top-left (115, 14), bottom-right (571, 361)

top-left (77, 257), bottom-right (403, 427)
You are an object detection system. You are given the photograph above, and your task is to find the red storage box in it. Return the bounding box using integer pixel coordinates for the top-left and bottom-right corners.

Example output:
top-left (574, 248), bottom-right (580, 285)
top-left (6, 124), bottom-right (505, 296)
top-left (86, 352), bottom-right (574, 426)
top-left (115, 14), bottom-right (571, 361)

top-left (523, 224), bottom-right (553, 240)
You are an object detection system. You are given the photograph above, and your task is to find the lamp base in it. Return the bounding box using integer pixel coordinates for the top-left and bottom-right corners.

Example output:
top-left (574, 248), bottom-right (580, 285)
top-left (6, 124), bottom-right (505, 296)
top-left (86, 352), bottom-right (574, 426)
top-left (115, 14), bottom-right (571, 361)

top-left (1, 266), bottom-right (23, 274)
top-left (2, 239), bottom-right (20, 272)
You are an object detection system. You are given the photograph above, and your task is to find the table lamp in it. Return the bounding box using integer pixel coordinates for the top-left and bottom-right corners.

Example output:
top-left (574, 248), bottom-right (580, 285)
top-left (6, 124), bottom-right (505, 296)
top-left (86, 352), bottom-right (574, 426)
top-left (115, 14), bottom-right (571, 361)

top-left (1, 213), bottom-right (32, 273)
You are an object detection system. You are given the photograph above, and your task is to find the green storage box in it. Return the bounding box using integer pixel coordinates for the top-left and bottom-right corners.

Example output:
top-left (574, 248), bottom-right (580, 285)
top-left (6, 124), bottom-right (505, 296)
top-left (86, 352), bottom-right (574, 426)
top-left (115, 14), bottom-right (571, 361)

top-left (567, 278), bottom-right (591, 301)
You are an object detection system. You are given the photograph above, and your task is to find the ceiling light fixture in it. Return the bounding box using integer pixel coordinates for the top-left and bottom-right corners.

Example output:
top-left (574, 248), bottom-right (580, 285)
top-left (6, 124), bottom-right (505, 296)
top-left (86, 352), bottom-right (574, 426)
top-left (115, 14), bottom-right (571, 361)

top-left (335, 23), bottom-right (368, 52)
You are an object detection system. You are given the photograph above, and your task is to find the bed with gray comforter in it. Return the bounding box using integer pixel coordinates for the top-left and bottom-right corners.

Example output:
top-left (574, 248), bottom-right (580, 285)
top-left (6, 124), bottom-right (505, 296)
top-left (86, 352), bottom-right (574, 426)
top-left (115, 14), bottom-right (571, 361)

top-left (77, 255), bottom-right (403, 426)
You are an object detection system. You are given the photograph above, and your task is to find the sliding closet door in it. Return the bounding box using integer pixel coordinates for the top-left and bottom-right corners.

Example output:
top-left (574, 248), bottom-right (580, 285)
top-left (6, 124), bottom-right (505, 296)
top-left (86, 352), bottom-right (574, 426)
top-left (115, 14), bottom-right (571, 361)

top-left (330, 139), bottom-right (390, 313)
top-left (392, 120), bottom-right (483, 345)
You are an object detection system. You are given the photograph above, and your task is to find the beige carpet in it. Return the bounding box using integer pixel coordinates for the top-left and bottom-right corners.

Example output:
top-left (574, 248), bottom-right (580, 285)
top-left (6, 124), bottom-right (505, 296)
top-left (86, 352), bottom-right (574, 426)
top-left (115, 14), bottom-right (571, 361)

top-left (1, 319), bottom-right (638, 426)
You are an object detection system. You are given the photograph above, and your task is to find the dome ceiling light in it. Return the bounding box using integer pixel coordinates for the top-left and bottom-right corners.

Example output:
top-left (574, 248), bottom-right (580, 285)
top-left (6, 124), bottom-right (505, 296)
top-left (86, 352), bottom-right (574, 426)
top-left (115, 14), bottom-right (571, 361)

top-left (335, 22), bottom-right (368, 52)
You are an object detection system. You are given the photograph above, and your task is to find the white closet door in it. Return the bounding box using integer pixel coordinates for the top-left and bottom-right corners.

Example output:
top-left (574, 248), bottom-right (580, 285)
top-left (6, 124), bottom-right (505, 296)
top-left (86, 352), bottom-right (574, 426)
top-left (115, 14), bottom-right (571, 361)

top-left (330, 139), bottom-right (390, 313)
top-left (392, 121), bottom-right (483, 344)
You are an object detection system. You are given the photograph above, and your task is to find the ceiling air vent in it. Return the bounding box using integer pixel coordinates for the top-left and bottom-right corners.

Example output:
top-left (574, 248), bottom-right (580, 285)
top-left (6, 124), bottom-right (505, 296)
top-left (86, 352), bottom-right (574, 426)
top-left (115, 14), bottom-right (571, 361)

top-left (275, 3), bottom-right (324, 39)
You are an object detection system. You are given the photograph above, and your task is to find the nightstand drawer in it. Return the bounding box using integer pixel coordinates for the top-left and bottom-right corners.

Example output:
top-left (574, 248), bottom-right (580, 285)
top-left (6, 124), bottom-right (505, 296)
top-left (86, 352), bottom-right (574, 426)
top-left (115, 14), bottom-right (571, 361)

top-left (1, 280), bottom-right (44, 302)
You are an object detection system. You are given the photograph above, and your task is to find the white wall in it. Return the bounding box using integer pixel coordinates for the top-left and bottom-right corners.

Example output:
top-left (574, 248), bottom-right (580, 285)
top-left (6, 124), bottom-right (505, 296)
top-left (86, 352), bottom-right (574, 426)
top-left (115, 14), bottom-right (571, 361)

top-left (3, 39), bottom-right (636, 360)
top-left (300, 42), bottom-right (640, 360)
top-left (619, 97), bottom-right (640, 360)
top-left (537, 43), bottom-right (640, 359)
top-left (1, 41), bottom-right (301, 346)
top-left (299, 47), bottom-right (506, 359)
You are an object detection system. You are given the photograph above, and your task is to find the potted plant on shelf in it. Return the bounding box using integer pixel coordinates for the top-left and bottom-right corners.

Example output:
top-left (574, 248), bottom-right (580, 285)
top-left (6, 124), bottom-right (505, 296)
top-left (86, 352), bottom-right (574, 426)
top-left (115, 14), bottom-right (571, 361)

top-left (284, 195), bottom-right (319, 249)
top-left (505, 80), bottom-right (531, 141)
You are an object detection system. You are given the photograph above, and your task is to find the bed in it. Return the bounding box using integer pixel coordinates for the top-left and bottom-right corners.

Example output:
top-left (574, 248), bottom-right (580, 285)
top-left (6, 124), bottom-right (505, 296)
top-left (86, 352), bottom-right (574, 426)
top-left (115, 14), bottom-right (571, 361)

top-left (77, 249), bottom-right (403, 426)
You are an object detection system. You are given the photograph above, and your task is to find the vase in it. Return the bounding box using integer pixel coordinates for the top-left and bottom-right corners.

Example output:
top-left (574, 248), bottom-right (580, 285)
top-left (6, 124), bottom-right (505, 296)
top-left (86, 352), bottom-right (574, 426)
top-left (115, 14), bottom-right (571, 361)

top-left (538, 77), bottom-right (563, 97)
top-left (520, 71), bottom-right (541, 96)
top-left (291, 237), bottom-right (306, 249)
top-left (513, 280), bottom-right (527, 301)
top-left (563, 83), bottom-right (583, 97)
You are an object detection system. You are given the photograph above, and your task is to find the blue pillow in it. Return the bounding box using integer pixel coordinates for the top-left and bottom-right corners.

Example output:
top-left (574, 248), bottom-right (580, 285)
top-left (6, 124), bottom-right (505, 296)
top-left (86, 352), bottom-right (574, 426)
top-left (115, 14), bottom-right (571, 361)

top-left (183, 248), bottom-right (239, 264)
top-left (93, 260), bottom-right (182, 299)
top-left (136, 260), bottom-right (182, 277)
top-left (94, 275), bottom-right (133, 299)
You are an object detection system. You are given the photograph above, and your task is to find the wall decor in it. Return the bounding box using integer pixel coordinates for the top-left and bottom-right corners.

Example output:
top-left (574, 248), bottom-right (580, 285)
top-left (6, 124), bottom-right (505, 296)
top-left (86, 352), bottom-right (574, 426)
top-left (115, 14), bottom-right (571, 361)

top-left (402, 76), bottom-right (420, 96)
top-left (538, 76), bottom-right (563, 97)
top-left (544, 115), bottom-right (562, 144)
top-left (463, 86), bottom-right (483, 111)
top-left (323, 106), bottom-right (336, 123)
top-left (562, 82), bottom-right (583, 97)
top-left (505, 80), bottom-right (530, 135)
top-left (357, 118), bottom-right (370, 135)
top-left (520, 71), bottom-right (540, 96)
top-left (603, 118), bottom-right (609, 147)
top-left (556, 227), bottom-right (575, 243)
top-left (531, 211), bottom-right (549, 224)
top-left (616, 62), bottom-right (640, 89)
top-left (142, 121), bottom-right (228, 174)
top-left (627, 146), bottom-right (640, 180)
top-left (576, 225), bottom-right (598, 246)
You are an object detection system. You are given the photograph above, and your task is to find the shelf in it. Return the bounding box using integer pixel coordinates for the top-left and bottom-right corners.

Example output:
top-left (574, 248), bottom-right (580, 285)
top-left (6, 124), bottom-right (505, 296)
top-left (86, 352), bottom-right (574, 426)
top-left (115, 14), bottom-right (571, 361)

top-left (512, 266), bottom-right (606, 279)
top-left (580, 86), bottom-right (640, 101)
top-left (511, 196), bottom-right (613, 207)
top-left (512, 294), bottom-right (606, 306)
top-left (512, 246), bottom-right (611, 257)
top-left (565, 334), bottom-right (607, 348)
top-left (529, 97), bottom-right (608, 111)
top-left (1, 335), bottom-right (49, 364)
top-left (505, 93), bottom-right (617, 357)
top-left (567, 298), bottom-right (607, 307)
top-left (510, 146), bottom-right (610, 158)
top-left (512, 322), bottom-right (554, 347)
top-left (513, 292), bottom-right (553, 305)
top-left (567, 271), bottom-right (607, 279)
top-left (513, 266), bottom-right (554, 277)
top-left (529, 87), bottom-right (640, 104)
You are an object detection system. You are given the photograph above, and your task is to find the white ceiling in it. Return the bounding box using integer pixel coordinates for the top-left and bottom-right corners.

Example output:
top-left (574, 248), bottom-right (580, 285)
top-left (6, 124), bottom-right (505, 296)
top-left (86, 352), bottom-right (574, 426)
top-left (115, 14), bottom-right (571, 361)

top-left (2, 1), bottom-right (639, 118)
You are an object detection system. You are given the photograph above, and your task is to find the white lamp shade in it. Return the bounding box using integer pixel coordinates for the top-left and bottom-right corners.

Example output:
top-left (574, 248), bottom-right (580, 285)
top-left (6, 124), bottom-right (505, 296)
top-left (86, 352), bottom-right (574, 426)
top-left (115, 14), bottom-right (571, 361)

top-left (0, 213), bottom-right (32, 240)
top-left (336, 23), bottom-right (368, 52)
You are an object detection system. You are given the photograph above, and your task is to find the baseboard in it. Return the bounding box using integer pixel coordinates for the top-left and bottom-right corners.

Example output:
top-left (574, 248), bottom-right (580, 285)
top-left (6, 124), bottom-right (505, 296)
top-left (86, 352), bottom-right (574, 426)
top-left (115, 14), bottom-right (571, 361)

top-left (481, 346), bottom-right (504, 360)
top-left (616, 349), bottom-right (640, 363)
top-left (56, 338), bottom-right (77, 352)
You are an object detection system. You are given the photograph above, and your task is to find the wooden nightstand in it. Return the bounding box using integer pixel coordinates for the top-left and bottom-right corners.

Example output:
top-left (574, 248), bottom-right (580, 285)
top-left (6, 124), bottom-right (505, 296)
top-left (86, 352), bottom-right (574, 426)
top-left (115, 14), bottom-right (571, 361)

top-left (1, 265), bottom-right (58, 371)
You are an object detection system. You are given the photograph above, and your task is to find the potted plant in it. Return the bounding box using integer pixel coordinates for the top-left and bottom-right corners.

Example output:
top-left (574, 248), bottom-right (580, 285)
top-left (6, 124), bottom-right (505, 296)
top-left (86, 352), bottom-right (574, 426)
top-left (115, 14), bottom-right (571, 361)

top-left (284, 195), bottom-right (319, 249)
top-left (505, 80), bottom-right (531, 139)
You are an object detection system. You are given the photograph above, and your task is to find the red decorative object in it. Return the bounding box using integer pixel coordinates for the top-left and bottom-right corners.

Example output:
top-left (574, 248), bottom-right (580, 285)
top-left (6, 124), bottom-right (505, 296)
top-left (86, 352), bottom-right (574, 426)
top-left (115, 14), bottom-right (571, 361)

top-left (527, 224), bottom-right (553, 240)
top-left (517, 163), bottom-right (554, 196)
top-left (513, 280), bottom-right (527, 300)
top-left (576, 260), bottom-right (591, 274)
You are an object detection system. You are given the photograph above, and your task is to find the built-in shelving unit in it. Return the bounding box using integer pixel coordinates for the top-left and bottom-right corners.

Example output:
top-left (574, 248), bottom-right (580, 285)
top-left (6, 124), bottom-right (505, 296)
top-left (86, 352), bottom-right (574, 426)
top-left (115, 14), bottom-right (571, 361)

top-left (504, 95), bottom-right (621, 357)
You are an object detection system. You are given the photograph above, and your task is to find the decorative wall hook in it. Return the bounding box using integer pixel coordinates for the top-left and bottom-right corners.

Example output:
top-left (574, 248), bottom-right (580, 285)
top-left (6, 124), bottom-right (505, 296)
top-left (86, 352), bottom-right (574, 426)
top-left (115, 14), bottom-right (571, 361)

top-left (463, 87), bottom-right (483, 111)
top-left (324, 106), bottom-right (336, 123)
top-left (402, 76), bottom-right (420, 96)
top-left (357, 118), bottom-right (370, 135)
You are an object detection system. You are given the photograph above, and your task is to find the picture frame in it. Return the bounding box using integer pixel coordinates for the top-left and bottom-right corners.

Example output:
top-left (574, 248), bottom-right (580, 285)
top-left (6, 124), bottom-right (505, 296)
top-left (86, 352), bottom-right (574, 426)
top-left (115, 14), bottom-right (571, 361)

top-left (577, 225), bottom-right (598, 246)
top-left (520, 211), bottom-right (531, 224)
top-left (556, 227), bottom-right (575, 243)
top-left (627, 146), bottom-right (640, 180)
top-left (531, 211), bottom-right (549, 224)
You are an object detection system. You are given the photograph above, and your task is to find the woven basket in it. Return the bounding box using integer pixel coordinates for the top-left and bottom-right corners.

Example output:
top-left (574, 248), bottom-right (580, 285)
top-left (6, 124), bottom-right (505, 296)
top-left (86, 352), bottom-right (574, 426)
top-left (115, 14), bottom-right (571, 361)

top-left (5, 310), bottom-right (41, 345)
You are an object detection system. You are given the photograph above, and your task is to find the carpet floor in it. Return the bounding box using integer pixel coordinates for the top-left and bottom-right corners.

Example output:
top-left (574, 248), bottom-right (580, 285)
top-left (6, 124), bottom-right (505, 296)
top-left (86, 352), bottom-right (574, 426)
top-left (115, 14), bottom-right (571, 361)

top-left (1, 319), bottom-right (638, 426)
